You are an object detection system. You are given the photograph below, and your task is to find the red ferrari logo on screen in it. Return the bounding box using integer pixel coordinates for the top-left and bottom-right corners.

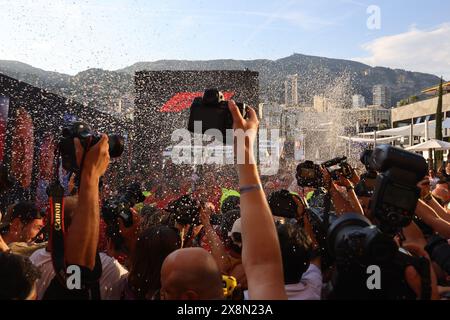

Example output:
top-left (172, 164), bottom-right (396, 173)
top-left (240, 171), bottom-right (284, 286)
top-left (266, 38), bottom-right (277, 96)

top-left (160, 91), bottom-right (235, 112)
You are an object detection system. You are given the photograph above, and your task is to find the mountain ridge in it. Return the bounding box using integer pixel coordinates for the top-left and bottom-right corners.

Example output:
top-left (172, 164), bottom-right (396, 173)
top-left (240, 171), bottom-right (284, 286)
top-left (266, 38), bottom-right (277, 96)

top-left (0, 54), bottom-right (443, 112)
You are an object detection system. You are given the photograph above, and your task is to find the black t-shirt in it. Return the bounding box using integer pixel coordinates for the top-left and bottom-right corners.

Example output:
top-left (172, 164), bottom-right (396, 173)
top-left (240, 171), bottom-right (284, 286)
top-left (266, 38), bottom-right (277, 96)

top-left (442, 171), bottom-right (450, 182)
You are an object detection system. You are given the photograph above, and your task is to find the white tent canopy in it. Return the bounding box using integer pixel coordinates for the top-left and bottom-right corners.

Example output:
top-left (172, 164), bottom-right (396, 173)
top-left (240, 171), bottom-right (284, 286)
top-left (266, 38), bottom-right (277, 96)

top-left (358, 118), bottom-right (450, 138)
top-left (338, 136), bottom-right (403, 144)
top-left (405, 139), bottom-right (450, 152)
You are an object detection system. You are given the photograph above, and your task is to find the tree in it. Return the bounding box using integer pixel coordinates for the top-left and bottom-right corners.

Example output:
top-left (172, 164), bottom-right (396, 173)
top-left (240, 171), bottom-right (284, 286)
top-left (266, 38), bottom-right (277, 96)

top-left (409, 96), bottom-right (419, 103)
top-left (435, 78), bottom-right (444, 163)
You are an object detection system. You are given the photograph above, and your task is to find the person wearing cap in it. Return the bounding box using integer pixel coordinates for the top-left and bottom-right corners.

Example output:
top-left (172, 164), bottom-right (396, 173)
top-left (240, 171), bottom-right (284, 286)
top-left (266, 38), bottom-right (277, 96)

top-left (0, 201), bottom-right (45, 246)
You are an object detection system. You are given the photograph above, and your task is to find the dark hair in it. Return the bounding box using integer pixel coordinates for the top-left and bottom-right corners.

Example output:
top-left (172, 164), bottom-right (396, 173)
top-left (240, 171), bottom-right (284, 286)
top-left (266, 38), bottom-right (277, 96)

top-left (128, 225), bottom-right (181, 299)
top-left (268, 190), bottom-right (298, 219)
top-left (166, 195), bottom-right (201, 226)
top-left (0, 201), bottom-right (44, 234)
top-left (436, 180), bottom-right (449, 186)
top-left (12, 201), bottom-right (42, 224)
top-left (140, 205), bottom-right (168, 230)
top-left (277, 222), bottom-right (313, 284)
top-left (220, 196), bottom-right (240, 213)
top-left (0, 253), bottom-right (41, 300)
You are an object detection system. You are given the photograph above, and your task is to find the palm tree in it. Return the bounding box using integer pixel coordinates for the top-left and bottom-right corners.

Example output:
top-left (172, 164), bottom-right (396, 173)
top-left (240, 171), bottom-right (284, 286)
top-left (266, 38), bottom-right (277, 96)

top-left (435, 77), bottom-right (444, 166)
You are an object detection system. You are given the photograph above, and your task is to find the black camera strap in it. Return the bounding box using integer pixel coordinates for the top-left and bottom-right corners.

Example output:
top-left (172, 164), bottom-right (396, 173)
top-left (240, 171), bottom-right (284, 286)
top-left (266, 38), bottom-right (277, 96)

top-left (323, 191), bottom-right (332, 231)
top-left (48, 147), bottom-right (67, 285)
top-left (48, 183), bottom-right (66, 282)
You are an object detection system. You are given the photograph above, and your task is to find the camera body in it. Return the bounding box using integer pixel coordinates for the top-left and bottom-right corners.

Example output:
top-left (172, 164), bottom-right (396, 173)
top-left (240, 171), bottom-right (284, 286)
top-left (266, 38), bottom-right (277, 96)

top-left (188, 89), bottom-right (246, 144)
top-left (355, 149), bottom-right (378, 197)
top-left (268, 190), bottom-right (303, 219)
top-left (323, 156), bottom-right (353, 180)
top-left (360, 149), bottom-right (374, 171)
top-left (327, 213), bottom-right (397, 268)
top-left (369, 145), bottom-right (427, 235)
top-left (59, 121), bottom-right (125, 173)
top-left (296, 161), bottom-right (323, 188)
top-left (306, 207), bottom-right (337, 268)
top-left (296, 156), bottom-right (352, 188)
top-left (102, 183), bottom-right (145, 251)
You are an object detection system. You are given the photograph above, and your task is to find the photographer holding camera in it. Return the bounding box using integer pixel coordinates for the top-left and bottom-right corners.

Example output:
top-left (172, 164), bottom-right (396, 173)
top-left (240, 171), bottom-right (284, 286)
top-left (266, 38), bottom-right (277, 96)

top-left (266, 190), bottom-right (322, 300)
top-left (294, 146), bottom-right (444, 299)
top-left (42, 134), bottom-right (110, 299)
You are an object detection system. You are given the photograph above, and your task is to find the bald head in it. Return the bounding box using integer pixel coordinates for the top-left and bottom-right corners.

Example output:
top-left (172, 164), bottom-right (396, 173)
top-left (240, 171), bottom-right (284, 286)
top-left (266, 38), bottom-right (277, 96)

top-left (160, 248), bottom-right (223, 300)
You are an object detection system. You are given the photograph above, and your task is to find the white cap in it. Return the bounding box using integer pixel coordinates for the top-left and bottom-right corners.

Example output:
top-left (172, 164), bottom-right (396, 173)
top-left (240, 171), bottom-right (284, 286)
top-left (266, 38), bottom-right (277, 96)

top-left (228, 218), bottom-right (242, 247)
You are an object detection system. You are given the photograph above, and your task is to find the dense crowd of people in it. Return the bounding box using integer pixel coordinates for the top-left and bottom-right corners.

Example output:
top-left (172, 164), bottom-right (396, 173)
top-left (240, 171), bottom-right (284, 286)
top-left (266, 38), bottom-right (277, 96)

top-left (0, 101), bottom-right (449, 300)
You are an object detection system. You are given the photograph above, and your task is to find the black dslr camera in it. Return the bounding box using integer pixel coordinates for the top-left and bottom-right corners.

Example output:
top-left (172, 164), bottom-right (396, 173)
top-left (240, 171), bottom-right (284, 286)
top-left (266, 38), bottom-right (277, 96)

top-left (322, 156), bottom-right (353, 180)
top-left (304, 209), bottom-right (397, 270)
top-left (296, 161), bottom-right (322, 188)
top-left (188, 89), bottom-right (247, 144)
top-left (360, 149), bottom-right (374, 171)
top-left (355, 149), bottom-right (378, 198)
top-left (368, 145), bottom-right (427, 235)
top-left (296, 157), bottom-right (352, 188)
top-left (59, 121), bottom-right (125, 173)
top-left (328, 213), bottom-right (431, 300)
top-left (328, 213), bottom-right (398, 268)
top-left (102, 183), bottom-right (145, 251)
top-left (268, 190), bottom-right (305, 219)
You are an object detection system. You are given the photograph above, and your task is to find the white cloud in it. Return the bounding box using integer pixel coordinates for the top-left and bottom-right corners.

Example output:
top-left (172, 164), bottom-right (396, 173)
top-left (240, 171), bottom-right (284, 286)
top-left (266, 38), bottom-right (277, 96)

top-left (354, 24), bottom-right (450, 79)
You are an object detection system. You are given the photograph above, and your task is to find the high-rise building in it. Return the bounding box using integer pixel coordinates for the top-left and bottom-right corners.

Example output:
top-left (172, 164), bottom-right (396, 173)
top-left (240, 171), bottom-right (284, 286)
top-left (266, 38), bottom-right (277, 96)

top-left (285, 74), bottom-right (299, 105)
top-left (373, 85), bottom-right (391, 107)
top-left (313, 95), bottom-right (332, 113)
top-left (348, 105), bottom-right (391, 133)
top-left (352, 94), bottom-right (366, 108)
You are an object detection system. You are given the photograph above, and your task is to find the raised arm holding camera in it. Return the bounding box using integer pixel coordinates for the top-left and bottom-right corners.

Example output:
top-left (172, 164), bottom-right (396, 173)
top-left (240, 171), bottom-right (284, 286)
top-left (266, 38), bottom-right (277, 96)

top-left (228, 100), bottom-right (287, 300)
top-left (43, 132), bottom-right (112, 300)
top-left (65, 135), bottom-right (110, 269)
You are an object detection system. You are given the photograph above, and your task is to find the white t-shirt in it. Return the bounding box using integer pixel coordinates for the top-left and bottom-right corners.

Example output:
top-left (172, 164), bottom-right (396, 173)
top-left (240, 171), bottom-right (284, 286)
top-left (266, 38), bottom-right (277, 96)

top-left (29, 248), bottom-right (128, 300)
top-left (244, 264), bottom-right (322, 300)
top-left (284, 264), bottom-right (322, 300)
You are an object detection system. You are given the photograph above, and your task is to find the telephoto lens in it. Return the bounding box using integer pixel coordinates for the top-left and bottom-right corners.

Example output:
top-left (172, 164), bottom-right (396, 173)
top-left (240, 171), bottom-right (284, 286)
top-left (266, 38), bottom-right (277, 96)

top-left (327, 213), bottom-right (397, 268)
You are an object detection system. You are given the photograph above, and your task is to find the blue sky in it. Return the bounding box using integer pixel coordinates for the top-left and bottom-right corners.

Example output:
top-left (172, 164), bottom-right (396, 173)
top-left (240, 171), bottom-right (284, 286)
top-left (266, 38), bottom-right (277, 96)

top-left (1, 0), bottom-right (449, 77)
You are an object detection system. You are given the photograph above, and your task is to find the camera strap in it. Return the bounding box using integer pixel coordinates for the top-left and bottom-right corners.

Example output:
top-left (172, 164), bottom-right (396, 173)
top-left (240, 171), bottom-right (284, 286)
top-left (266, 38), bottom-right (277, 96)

top-left (48, 147), bottom-right (67, 285)
top-left (48, 182), bottom-right (67, 283)
top-left (323, 191), bottom-right (332, 231)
